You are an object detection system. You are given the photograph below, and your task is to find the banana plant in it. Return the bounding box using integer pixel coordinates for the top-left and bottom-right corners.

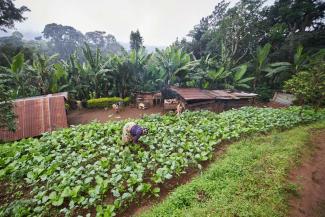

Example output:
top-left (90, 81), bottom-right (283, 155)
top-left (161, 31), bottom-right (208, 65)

top-left (105, 54), bottom-right (136, 98)
top-left (265, 45), bottom-right (309, 78)
top-left (62, 53), bottom-right (90, 100)
top-left (264, 45), bottom-right (311, 87)
top-left (292, 45), bottom-right (309, 73)
top-left (27, 53), bottom-right (62, 95)
top-left (201, 67), bottom-right (231, 89)
top-left (225, 64), bottom-right (254, 89)
top-left (81, 43), bottom-right (112, 98)
top-left (153, 46), bottom-right (192, 87)
top-left (49, 63), bottom-right (68, 93)
top-left (252, 43), bottom-right (271, 91)
top-left (128, 48), bottom-right (151, 91)
top-left (0, 52), bottom-right (34, 97)
top-left (185, 55), bottom-right (219, 88)
top-left (252, 43), bottom-right (291, 91)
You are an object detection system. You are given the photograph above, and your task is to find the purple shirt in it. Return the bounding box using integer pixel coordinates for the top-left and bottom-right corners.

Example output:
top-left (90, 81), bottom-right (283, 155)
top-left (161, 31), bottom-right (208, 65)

top-left (130, 125), bottom-right (143, 143)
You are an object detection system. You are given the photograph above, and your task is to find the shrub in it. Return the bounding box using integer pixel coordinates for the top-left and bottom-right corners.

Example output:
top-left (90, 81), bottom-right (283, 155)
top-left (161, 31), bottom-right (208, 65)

top-left (64, 103), bottom-right (70, 110)
top-left (67, 99), bottom-right (78, 110)
top-left (123, 97), bottom-right (130, 104)
top-left (256, 85), bottom-right (273, 102)
top-left (86, 97), bottom-right (128, 108)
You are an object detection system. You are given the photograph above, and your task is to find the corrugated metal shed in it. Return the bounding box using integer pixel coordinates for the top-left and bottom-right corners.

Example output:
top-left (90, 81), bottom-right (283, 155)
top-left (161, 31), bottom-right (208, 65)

top-left (232, 92), bottom-right (258, 98)
top-left (170, 87), bottom-right (257, 101)
top-left (208, 90), bottom-right (240, 99)
top-left (170, 87), bottom-right (215, 100)
top-left (0, 92), bottom-right (68, 142)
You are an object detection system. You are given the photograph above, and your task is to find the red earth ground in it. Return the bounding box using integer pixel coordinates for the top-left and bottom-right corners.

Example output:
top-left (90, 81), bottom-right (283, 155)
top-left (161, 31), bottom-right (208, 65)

top-left (289, 129), bottom-right (325, 217)
top-left (67, 102), bottom-right (285, 126)
top-left (67, 106), bottom-right (165, 125)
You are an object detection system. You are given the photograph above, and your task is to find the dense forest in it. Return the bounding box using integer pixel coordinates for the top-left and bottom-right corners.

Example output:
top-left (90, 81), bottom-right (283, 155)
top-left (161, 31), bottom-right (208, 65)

top-left (0, 0), bottom-right (324, 109)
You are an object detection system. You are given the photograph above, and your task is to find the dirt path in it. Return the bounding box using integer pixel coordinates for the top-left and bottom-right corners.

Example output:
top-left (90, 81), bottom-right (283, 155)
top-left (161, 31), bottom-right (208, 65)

top-left (67, 106), bottom-right (164, 125)
top-left (289, 129), bottom-right (325, 217)
top-left (67, 103), bottom-right (283, 126)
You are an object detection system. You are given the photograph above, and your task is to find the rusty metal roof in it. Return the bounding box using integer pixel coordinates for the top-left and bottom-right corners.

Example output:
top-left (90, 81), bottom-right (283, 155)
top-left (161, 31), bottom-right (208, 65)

top-left (136, 91), bottom-right (162, 100)
top-left (207, 90), bottom-right (239, 99)
top-left (170, 87), bottom-right (215, 100)
top-left (231, 92), bottom-right (258, 98)
top-left (15, 92), bottom-right (68, 102)
top-left (170, 87), bottom-right (257, 101)
top-left (0, 92), bottom-right (68, 142)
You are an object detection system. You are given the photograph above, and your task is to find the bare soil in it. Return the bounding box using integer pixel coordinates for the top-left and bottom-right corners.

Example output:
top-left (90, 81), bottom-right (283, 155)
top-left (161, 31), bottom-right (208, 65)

top-left (0, 181), bottom-right (33, 206)
top-left (67, 106), bottom-right (165, 125)
top-left (289, 129), bottom-right (325, 217)
top-left (67, 103), bottom-right (285, 126)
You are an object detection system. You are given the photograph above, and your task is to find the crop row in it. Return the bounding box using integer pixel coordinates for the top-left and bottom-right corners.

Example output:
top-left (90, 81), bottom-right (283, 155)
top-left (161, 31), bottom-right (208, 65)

top-left (0, 107), bottom-right (324, 217)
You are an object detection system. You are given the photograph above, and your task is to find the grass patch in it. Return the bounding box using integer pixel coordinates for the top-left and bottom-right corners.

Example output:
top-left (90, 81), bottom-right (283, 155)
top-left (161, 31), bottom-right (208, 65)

top-left (139, 121), bottom-right (325, 217)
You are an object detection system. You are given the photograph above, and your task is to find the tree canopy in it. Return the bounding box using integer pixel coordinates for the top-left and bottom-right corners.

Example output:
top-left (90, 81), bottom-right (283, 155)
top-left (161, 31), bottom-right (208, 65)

top-left (0, 0), bottom-right (324, 107)
top-left (0, 0), bottom-right (29, 32)
top-left (130, 29), bottom-right (144, 52)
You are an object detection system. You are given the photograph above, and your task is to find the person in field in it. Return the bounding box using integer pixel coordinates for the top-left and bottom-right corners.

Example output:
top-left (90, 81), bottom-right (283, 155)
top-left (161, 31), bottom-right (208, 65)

top-left (112, 103), bottom-right (119, 113)
top-left (122, 122), bottom-right (148, 144)
top-left (176, 102), bottom-right (185, 115)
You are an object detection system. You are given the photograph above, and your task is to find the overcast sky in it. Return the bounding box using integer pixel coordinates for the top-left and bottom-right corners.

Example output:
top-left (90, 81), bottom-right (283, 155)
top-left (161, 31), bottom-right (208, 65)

top-left (5, 0), bottom-right (235, 46)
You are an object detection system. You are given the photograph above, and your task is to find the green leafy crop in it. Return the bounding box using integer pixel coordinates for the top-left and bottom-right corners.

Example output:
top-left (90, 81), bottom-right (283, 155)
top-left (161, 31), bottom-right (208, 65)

top-left (0, 107), bottom-right (324, 217)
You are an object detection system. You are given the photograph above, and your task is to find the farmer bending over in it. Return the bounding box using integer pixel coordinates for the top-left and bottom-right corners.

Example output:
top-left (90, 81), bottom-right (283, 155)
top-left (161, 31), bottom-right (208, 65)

top-left (122, 122), bottom-right (148, 144)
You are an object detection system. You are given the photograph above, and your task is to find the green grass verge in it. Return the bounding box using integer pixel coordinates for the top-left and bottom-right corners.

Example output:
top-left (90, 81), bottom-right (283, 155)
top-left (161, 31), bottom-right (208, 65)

top-left (139, 121), bottom-right (325, 217)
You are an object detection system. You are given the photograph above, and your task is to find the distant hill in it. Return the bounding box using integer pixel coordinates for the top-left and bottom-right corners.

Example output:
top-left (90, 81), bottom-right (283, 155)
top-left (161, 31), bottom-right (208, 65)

top-left (0, 30), bottom-right (41, 40)
top-left (114, 41), bottom-right (166, 53)
top-left (0, 30), bottom-right (166, 53)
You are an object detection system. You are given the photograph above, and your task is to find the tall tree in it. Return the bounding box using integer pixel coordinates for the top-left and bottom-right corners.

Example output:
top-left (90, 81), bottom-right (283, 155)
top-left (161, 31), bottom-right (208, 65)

top-left (266, 0), bottom-right (325, 34)
top-left (0, 0), bottom-right (30, 32)
top-left (0, 31), bottom-right (34, 67)
top-left (265, 0), bottom-right (325, 60)
top-left (185, 1), bottom-right (229, 58)
top-left (85, 31), bottom-right (124, 54)
top-left (130, 30), bottom-right (144, 52)
top-left (42, 23), bottom-right (84, 60)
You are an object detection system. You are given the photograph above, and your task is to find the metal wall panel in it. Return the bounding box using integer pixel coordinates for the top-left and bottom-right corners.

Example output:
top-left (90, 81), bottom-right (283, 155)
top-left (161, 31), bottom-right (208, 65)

top-left (0, 94), bottom-right (68, 142)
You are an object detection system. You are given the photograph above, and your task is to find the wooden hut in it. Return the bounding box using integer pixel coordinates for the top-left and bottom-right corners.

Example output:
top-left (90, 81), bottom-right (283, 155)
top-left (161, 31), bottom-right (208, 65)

top-left (168, 87), bottom-right (257, 112)
top-left (135, 92), bottom-right (162, 108)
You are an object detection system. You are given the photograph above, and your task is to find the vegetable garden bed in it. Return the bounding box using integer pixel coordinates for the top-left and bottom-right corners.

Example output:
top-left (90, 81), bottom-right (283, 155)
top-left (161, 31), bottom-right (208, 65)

top-left (0, 107), bottom-right (324, 217)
